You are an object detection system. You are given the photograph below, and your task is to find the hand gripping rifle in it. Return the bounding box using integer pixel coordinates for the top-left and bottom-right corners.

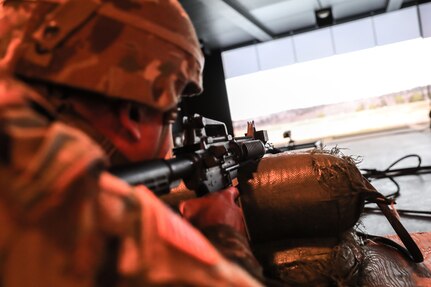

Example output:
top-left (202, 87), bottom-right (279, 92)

top-left (109, 114), bottom-right (268, 197)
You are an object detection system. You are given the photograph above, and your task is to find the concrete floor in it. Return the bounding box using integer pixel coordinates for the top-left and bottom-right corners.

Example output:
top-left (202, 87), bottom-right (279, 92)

top-left (325, 125), bottom-right (431, 236)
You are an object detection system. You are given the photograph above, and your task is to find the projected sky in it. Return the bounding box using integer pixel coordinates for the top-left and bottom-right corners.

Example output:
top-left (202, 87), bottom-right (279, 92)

top-left (225, 37), bottom-right (431, 122)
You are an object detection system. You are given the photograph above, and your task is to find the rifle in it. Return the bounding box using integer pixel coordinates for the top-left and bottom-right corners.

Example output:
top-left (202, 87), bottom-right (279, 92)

top-left (109, 114), bottom-right (269, 197)
top-left (110, 114), bottom-right (424, 263)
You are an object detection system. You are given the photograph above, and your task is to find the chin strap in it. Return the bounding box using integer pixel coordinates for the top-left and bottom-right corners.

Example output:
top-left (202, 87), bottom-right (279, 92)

top-left (25, 87), bottom-right (130, 166)
top-left (54, 105), bottom-right (130, 166)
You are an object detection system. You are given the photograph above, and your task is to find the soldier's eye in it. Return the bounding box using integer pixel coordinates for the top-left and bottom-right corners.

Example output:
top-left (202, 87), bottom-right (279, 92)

top-left (129, 105), bottom-right (140, 122)
top-left (181, 82), bottom-right (200, 96)
top-left (174, 78), bottom-right (186, 96)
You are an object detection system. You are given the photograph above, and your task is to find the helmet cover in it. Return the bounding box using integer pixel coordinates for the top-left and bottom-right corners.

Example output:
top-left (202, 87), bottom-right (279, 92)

top-left (0, 0), bottom-right (204, 112)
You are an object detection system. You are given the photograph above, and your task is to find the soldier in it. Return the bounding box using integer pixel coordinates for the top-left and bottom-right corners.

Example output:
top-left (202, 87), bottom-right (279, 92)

top-left (0, 0), bottom-right (263, 286)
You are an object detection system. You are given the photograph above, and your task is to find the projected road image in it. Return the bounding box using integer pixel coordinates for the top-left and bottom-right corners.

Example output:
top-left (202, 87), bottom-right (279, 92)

top-left (225, 38), bottom-right (431, 144)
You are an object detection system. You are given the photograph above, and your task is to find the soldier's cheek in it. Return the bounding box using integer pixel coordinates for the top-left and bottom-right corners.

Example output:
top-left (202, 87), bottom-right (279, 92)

top-left (125, 119), bottom-right (166, 162)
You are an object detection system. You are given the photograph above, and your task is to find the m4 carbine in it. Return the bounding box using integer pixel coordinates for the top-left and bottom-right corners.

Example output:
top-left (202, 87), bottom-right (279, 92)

top-left (110, 114), bottom-right (424, 263)
top-left (109, 114), bottom-right (268, 196)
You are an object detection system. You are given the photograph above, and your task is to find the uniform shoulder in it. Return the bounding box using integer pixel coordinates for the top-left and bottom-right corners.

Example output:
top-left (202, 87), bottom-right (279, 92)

top-left (0, 73), bottom-right (107, 219)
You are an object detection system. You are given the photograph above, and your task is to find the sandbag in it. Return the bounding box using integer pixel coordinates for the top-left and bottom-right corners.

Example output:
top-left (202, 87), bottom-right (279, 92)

top-left (239, 150), bottom-right (369, 243)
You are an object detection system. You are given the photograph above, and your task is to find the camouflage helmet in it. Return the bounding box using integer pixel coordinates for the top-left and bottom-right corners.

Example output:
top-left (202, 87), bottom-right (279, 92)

top-left (0, 0), bottom-right (204, 112)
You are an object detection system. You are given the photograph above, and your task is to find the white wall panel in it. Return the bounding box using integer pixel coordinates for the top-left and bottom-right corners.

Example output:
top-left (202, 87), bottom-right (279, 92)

top-left (373, 7), bottom-right (421, 45)
top-left (332, 18), bottom-right (376, 54)
top-left (419, 3), bottom-right (431, 38)
top-left (293, 28), bottom-right (335, 62)
top-left (221, 45), bottom-right (259, 78)
top-left (222, 6), bottom-right (425, 79)
top-left (256, 37), bottom-right (296, 70)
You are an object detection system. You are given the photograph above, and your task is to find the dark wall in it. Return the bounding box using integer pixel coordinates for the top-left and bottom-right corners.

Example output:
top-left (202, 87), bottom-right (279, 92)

top-left (177, 50), bottom-right (234, 135)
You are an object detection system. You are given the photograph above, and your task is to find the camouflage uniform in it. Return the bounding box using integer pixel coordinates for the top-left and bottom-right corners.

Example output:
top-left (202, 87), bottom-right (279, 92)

top-left (0, 1), bottom-right (262, 286)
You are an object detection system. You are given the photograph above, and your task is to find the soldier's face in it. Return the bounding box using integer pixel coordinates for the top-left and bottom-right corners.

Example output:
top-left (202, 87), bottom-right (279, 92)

top-left (108, 102), bottom-right (172, 162)
top-left (124, 109), bottom-right (172, 162)
top-left (70, 45), bottom-right (199, 163)
top-left (71, 97), bottom-right (172, 163)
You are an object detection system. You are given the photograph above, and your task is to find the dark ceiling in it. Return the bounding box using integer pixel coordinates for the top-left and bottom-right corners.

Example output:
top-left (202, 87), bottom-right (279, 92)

top-left (180, 0), bottom-right (423, 52)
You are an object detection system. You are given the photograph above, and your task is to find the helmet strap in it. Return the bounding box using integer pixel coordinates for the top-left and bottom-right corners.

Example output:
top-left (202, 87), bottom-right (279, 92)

top-left (29, 85), bottom-right (130, 166)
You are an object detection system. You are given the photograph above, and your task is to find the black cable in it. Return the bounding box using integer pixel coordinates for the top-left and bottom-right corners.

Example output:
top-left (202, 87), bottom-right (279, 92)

top-left (364, 207), bottom-right (431, 217)
top-left (361, 154), bottom-right (431, 200)
top-left (386, 154), bottom-right (421, 170)
top-left (361, 154), bottom-right (431, 217)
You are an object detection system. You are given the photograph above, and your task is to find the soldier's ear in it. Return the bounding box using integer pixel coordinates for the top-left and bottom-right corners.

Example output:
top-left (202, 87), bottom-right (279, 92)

top-left (119, 102), bottom-right (142, 141)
